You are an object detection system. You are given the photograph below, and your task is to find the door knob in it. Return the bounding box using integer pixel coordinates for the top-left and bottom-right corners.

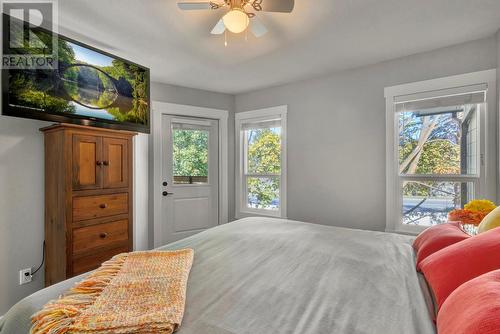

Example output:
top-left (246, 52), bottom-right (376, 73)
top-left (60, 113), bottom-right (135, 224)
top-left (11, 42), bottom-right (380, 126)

top-left (162, 191), bottom-right (174, 196)
top-left (99, 232), bottom-right (108, 239)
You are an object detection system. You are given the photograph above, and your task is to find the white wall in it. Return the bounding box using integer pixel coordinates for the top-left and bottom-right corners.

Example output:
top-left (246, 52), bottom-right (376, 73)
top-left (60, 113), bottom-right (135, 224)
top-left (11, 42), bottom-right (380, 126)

top-left (0, 82), bottom-right (233, 315)
top-left (235, 36), bottom-right (498, 232)
top-left (133, 133), bottom-right (150, 251)
top-left (0, 117), bottom-right (52, 316)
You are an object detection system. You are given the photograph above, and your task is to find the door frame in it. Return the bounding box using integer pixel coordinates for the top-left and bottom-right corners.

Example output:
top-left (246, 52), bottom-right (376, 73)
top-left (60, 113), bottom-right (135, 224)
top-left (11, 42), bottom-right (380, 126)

top-left (151, 101), bottom-right (229, 247)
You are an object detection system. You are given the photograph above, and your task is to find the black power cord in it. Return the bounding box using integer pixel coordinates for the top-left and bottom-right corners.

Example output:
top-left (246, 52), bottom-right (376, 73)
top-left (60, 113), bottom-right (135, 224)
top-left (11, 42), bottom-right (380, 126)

top-left (31, 241), bottom-right (45, 276)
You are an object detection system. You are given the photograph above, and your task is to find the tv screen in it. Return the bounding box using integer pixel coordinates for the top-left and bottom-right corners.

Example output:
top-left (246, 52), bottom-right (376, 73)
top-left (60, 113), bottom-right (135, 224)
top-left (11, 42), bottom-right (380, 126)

top-left (2, 15), bottom-right (150, 133)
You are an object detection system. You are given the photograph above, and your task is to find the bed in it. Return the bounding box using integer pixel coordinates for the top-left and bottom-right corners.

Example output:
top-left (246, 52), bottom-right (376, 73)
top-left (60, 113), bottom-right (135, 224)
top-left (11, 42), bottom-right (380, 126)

top-left (0, 217), bottom-right (436, 334)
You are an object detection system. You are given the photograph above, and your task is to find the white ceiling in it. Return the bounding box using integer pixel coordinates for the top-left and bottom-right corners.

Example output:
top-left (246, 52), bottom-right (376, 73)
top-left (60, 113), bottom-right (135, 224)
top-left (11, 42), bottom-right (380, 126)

top-left (58, 0), bottom-right (500, 94)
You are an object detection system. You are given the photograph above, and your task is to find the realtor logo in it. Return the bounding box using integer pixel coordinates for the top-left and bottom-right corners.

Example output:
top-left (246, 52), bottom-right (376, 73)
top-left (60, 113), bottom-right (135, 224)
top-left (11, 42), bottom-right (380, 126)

top-left (2, 0), bottom-right (58, 69)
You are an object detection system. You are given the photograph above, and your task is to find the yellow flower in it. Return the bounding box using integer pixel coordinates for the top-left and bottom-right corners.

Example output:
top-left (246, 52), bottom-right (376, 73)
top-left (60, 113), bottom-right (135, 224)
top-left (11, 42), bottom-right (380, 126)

top-left (464, 199), bottom-right (497, 214)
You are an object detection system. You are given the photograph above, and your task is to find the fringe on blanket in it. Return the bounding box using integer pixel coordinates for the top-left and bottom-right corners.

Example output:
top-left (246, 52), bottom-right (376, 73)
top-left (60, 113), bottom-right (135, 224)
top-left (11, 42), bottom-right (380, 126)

top-left (30, 253), bottom-right (129, 334)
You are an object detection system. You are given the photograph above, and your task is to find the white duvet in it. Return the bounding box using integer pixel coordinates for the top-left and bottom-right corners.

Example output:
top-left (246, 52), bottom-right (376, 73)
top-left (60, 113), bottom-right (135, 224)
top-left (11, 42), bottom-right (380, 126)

top-left (0, 217), bottom-right (435, 334)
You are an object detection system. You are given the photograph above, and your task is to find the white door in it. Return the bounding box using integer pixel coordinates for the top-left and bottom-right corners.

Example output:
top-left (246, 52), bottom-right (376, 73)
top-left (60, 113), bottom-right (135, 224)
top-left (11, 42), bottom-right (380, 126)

top-left (161, 115), bottom-right (219, 243)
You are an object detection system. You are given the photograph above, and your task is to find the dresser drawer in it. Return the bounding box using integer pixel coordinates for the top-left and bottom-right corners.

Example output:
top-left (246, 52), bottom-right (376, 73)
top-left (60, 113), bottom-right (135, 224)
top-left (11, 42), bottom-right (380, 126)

top-left (73, 193), bottom-right (128, 221)
top-left (73, 219), bottom-right (129, 254)
top-left (72, 245), bottom-right (128, 276)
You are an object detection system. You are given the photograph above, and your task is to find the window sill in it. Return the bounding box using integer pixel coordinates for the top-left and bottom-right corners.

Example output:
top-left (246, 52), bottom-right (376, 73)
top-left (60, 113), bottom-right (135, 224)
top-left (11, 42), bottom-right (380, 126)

top-left (236, 209), bottom-right (284, 220)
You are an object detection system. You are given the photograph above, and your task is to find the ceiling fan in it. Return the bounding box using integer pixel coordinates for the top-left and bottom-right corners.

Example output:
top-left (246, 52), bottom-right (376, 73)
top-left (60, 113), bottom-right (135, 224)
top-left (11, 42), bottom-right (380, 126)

top-left (177, 0), bottom-right (294, 38)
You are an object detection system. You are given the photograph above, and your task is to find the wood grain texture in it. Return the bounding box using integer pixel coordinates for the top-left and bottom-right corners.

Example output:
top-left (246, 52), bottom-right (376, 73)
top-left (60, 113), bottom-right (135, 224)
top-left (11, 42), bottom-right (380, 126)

top-left (73, 219), bottom-right (128, 254)
top-left (72, 135), bottom-right (102, 190)
top-left (72, 245), bottom-right (129, 276)
top-left (44, 130), bottom-right (67, 286)
top-left (41, 125), bottom-right (136, 285)
top-left (103, 137), bottom-right (128, 189)
top-left (73, 193), bottom-right (128, 221)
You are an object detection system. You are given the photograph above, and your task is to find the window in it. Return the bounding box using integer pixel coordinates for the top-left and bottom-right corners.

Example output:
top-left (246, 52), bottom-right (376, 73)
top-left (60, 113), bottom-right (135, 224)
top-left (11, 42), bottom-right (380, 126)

top-left (385, 70), bottom-right (496, 234)
top-left (236, 106), bottom-right (287, 218)
top-left (172, 123), bottom-right (209, 184)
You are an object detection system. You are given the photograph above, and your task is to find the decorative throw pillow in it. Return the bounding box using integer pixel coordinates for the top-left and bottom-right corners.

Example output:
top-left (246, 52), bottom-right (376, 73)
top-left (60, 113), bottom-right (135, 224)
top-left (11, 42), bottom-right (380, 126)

top-left (419, 227), bottom-right (500, 310)
top-left (478, 205), bottom-right (500, 233)
top-left (437, 270), bottom-right (500, 334)
top-left (413, 222), bottom-right (470, 270)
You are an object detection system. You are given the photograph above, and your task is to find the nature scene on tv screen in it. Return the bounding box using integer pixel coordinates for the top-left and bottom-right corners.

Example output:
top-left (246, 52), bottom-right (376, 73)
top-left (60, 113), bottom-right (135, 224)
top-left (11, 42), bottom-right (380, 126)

top-left (7, 29), bottom-right (149, 127)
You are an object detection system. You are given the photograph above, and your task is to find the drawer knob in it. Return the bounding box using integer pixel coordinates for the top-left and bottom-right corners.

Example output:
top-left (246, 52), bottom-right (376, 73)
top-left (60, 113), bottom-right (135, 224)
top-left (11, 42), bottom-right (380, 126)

top-left (99, 203), bottom-right (107, 209)
top-left (99, 232), bottom-right (108, 239)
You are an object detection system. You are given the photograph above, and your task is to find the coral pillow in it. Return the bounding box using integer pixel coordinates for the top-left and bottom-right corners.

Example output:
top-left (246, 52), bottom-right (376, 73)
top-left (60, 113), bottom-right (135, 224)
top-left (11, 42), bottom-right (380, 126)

top-left (419, 227), bottom-right (500, 310)
top-left (413, 222), bottom-right (470, 270)
top-left (437, 270), bottom-right (500, 334)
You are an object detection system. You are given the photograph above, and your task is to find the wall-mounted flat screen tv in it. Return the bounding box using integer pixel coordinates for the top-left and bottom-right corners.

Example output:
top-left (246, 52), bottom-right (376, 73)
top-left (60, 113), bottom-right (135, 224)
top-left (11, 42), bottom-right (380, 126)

top-left (2, 15), bottom-right (150, 133)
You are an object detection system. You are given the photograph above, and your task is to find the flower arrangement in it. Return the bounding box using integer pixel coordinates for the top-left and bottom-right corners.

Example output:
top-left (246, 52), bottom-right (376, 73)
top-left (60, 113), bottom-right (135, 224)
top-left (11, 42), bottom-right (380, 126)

top-left (449, 199), bottom-right (497, 235)
top-left (448, 209), bottom-right (489, 226)
top-left (464, 199), bottom-right (497, 214)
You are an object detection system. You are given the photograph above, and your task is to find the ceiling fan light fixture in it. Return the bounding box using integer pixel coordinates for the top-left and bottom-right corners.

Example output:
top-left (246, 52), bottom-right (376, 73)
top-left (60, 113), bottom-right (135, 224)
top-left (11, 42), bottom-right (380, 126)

top-left (222, 8), bottom-right (249, 34)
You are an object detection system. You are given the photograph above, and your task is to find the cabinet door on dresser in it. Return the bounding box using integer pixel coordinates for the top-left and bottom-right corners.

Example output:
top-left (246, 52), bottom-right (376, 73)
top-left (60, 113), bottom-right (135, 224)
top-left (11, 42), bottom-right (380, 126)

top-left (72, 135), bottom-right (102, 190)
top-left (102, 137), bottom-right (129, 189)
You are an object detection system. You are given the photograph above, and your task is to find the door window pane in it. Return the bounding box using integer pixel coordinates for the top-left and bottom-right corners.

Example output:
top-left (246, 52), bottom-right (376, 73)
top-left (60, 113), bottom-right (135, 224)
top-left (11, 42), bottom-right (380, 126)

top-left (402, 181), bottom-right (474, 226)
top-left (172, 128), bottom-right (209, 184)
top-left (245, 127), bottom-right (281, 174)
top-left (399, 104), bottom-right (478, 175)
top-left (247, 177), bottom-right (280, 211)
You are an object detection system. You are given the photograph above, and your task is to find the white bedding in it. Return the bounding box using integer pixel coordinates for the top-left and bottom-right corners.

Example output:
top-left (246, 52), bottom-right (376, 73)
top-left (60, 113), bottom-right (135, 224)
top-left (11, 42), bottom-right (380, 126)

top-left (0, 217), bottom-right (435, 333)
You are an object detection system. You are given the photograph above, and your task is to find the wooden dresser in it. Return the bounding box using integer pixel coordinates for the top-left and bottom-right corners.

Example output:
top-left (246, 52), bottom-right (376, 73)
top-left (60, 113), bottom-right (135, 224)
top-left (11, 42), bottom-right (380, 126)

top-left (41, 124), bottom-right (136, 286)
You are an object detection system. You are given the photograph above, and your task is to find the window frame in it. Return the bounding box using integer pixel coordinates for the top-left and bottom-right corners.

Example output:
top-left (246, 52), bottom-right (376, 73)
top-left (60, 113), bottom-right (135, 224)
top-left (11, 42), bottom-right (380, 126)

top-left (171, 118), bottom-right (212, 186)
top-left (385, 70), bottom-right (497, 234)
top-left (235, 106), bottom-right (287, 218)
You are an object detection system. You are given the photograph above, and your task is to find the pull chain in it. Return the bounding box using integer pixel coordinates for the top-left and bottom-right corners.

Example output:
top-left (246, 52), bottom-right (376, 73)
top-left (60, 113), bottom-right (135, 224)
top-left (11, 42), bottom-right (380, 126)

top-left (224, 30), bottom-right (228, 47)
top-left (245, 27), bottom-right (248, 41)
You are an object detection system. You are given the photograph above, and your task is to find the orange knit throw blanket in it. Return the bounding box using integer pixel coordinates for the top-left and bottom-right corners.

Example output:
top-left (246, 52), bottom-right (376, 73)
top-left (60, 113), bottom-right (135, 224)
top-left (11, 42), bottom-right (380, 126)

top-left (31, 249), bottom-right (194, 334)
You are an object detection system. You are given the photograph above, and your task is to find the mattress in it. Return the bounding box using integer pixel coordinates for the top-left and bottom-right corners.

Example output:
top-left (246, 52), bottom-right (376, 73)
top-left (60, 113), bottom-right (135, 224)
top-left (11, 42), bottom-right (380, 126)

top-left (0, 217), bottom-right (435, 333)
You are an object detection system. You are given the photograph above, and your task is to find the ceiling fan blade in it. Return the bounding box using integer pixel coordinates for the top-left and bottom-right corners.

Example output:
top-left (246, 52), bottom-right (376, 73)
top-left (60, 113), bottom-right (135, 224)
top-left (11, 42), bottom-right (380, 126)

top-left (250, 17), bottom-right (268, 37)
top-left (178, 2), bottom-right (212, 10)
top-left (211, 18), bottom-right (226, 34)
top-left (260, 0), bottom-right (294, 13)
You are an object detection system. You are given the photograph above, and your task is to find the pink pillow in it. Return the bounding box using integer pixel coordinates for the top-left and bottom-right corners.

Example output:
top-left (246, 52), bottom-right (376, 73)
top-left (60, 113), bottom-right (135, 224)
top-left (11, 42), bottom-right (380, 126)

top-left (419, 227), bottom-right (500, 310)
top-left (437, 270), bottom-right (500, 334)
top-left (413, 222), bottom-right (470, 270)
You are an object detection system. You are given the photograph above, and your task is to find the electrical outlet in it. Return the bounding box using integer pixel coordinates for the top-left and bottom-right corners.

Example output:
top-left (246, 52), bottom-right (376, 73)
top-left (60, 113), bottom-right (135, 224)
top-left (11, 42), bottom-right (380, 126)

top-left (19, 268), bottom-right (32, 285)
